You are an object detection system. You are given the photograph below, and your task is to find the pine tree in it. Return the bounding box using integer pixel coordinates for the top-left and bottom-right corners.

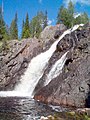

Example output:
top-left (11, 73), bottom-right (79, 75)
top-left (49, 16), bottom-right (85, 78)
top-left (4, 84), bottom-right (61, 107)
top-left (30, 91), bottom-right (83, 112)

top-left (30, 12), bottom-right (43, 38)
top-left (57, 1), bottom-right (89, 28)
top-left (81, 12), bottom-right (89, 24)
top-left (74, 12), bottom-right (89, 25)
top-left (10, 13), bottom-right (18, 39)
top-left (57, 5), bottom-right (64, 24)
top-left (43, 10), bottom-right (48, 29)
top-left (21, 13), bottom-right (30, 38)
top-left (56, 1), bottom-right (74, 28)
top-left (0, 6), bottom-right (6, 41)
top-left (68, 1), bottom-right (74, 27)
top-left (21, 19), bottom-right (25, 38)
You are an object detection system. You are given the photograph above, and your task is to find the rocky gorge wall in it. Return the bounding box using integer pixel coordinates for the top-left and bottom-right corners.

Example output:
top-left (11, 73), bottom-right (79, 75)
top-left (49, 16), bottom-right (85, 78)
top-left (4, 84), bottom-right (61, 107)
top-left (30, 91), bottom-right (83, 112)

top-left (34, 24), bottom-right (90, 108)
top-left (0, 24), bottom-right (64, 91)
top-left (0, 38), bottom-right (43, 90)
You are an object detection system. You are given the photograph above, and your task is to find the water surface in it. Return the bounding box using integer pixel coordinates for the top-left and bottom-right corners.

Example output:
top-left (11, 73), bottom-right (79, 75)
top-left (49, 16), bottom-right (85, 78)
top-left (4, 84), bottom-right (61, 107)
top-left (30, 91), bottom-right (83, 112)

top-left (0, 97), bottom-right (66, 120)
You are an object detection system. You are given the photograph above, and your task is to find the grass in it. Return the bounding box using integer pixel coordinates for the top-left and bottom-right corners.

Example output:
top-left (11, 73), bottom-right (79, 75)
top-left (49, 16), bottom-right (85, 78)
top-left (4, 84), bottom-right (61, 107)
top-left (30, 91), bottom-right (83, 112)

top-left (47, 112), bottom-right (90, 120)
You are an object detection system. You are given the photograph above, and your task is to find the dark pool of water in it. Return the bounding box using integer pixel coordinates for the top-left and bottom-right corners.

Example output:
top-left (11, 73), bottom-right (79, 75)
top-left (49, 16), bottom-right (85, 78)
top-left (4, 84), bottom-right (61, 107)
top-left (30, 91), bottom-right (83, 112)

top-left (0, 97), bottom-right (67, 120)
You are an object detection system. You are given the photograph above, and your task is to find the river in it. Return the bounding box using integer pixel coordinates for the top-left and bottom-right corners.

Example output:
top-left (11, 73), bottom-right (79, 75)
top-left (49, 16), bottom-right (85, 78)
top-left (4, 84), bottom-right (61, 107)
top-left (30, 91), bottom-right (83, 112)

top-left (0, 97), bottom-right (68, 120)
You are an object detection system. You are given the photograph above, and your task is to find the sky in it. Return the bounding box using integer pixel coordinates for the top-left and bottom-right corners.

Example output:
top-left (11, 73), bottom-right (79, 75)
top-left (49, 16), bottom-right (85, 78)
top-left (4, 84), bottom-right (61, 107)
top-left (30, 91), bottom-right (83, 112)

top-left (0, 0), bottom-right (90, 36)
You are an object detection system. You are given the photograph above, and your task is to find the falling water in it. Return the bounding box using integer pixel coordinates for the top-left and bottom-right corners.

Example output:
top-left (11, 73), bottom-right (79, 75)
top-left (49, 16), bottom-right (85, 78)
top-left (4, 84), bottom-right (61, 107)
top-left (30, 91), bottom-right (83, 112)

top-left (45, 51), bottom-right (68, 86)
top-left (0, 24), bottom-right (84, 97)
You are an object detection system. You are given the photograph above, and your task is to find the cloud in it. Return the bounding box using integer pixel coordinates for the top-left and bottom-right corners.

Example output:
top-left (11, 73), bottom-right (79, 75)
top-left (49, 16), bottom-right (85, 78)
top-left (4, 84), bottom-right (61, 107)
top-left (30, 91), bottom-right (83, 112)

top-left (64, 0), bottom-right (90, 6)
top-left (48, 19), bottom-right (54, 25)
top-left (38, 0), bottom-right (42, 3)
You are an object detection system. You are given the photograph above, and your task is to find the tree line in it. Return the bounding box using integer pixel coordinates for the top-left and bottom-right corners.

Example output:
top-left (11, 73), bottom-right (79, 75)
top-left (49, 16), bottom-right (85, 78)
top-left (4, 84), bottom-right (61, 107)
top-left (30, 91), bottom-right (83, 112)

top-left (0, 9), bottom-right (48, 41)
top-left (0, 1), bottom-right (89, 42)
top-left (57, 1), bottom-right (89, 28)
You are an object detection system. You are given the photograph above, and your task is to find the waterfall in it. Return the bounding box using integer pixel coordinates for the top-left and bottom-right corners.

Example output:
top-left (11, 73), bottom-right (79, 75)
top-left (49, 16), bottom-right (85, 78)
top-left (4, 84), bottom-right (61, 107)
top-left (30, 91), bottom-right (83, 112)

top-left (44, 51), bottom-right (68, 86)
top-left (14, 39), bottom-right (61, 96)
top-left (0, 24), bottom-right (84, 97)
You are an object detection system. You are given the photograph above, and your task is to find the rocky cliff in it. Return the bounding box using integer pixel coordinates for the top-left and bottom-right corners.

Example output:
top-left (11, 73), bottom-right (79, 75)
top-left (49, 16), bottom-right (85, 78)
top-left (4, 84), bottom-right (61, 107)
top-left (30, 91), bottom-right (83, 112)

top-left (0, 24), bottom-right (64, 90)
top-left (34, 23), bottom-right (90, 108)
top-left (0, 38), bottom-right (42, 90)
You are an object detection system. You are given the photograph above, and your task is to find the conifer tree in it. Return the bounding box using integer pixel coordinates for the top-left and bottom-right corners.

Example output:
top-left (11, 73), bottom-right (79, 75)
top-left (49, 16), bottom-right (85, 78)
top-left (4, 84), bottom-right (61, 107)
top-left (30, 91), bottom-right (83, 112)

top-left (0, 6), bottom-right (6, 41)
top-left (21, 13), bottom-right (30, 38)
top-left (68, 1), bottom-right (74, 27)
top-left (74, 12), bottom-right (89, 25)
top-left (21, 19), bottom-right (25, 38)
top-left (57, 1), bottom-right (89, 28)
top-left (57, 5), bottom-right (64, 24)
top-left (43, 10), bottom-right (48, 29)
top-left (10, 13), bottom-right (18, 39)
top-left (30, 12), bottom-right (43, 38)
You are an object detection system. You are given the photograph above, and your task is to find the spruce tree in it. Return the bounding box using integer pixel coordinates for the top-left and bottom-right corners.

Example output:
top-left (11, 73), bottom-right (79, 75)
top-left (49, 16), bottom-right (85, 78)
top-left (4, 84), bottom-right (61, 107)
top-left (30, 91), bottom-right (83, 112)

top-left (10, 13), bottom-right (18, 39)
top-left (57, 1), bottom-right (89, 28)
top-left (43, 10), bottom-right (48, 29)
top-left (21, 19), bottom-right (25, 38)
top-left (0, 6), bottom-right (6, 41)
top-left (57, 1), bottom-right (74, 28)
top-left (21, 13), bottom-right (30, 38)
top-left (68, 1), bottom-right (74, 27)
top-left (57, 5), bottom-right (64, 24)
top-left (81, 12), bottom-right (89, 24)
top-left (30, 12), bottom-right (43, 38)
top-left (74, 12), bottom-right (89, 25)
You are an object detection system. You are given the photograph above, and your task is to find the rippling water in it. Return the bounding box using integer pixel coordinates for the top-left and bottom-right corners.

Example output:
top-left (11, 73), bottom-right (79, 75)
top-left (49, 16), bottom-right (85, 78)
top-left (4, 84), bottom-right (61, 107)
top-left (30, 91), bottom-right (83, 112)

top-left (0, 97), bottom-right (67, 120)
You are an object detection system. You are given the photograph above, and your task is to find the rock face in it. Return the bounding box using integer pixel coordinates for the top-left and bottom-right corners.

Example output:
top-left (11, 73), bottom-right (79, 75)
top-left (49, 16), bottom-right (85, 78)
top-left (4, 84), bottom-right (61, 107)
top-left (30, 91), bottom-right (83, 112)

top-left (34, 24), bottom-right (90, 108)
top-left (0, 38), bottom-right (42, 90)
top-left (0, 24), bottom-right (66, 90)
top-left (40, 24), bottom-right (66, 44)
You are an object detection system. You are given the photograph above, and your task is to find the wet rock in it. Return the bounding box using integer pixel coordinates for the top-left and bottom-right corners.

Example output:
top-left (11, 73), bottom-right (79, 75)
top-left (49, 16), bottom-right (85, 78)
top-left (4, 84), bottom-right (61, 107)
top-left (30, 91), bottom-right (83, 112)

top-left (40, 24), bottom-right (66, 45)
top-left (34, 24), bottom-right (90, 108)
top-left (0, 38), bottom-right (43, 90)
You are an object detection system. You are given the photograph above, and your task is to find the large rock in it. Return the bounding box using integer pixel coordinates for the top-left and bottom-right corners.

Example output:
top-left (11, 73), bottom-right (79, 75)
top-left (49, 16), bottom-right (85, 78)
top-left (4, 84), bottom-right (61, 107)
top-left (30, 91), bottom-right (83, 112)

top-left (40, 24), bottom-right (66, 44)
top-left (34, 24), bottom-right (90, 108)
top-left (0, 38), bottom-right (43, 90)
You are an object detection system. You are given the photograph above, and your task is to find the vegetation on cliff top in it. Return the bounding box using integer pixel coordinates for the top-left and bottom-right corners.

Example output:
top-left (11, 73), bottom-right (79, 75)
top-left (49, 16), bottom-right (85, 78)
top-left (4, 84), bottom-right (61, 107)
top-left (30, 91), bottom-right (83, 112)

top-left (0, 1), bottom-right (89, 51)
top-left (57, 1), bottom-right (89, 28)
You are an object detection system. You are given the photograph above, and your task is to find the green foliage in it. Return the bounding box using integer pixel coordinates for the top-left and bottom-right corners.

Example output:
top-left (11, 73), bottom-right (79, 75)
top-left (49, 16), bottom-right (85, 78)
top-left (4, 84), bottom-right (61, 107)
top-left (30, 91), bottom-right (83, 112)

top-left (74, 12), bottom-right (89, 25)
top-left (30, 11), bottom-right (46, 38)
top-left (21, 13), bottom-right (30, 38)
top-left (21, 11), bottom-right (48, 39)
top-left (43, 10), bottom-right (48, 29)
top-left (0, 6), bottom-right (6, 41)
top-left (10, 13), bottom-right (18, 39)
top-left (57, 5), bottom-right (64, 24)
top-left (57, 1), bottom-right (74, 28)
top-left (52, 112), bottom-right (90, 120)
top-left (0, 6), bottom-right (10, 52)
top-left (57, 1), bottom-right (89, 28)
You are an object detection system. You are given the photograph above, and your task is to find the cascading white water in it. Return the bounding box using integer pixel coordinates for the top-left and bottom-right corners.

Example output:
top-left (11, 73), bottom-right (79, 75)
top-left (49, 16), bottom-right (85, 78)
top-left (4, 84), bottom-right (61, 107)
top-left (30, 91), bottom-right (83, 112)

top-left (44, 51), bottom-right (68, 86)
top-left (0, 24), bottom-right (84, 97)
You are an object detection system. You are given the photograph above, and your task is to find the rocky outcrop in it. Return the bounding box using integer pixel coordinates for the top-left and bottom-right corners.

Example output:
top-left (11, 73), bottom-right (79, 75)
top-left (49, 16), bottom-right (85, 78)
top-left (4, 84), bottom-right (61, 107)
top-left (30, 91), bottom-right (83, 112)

top-left (0, 24), bottom-right (66, 91)
top-left (34, 24), bottom-right (90, 108)
top-left (0, 38), bottom-right (42, 90)
top-left (40, 24), bottom-right (66, 42)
